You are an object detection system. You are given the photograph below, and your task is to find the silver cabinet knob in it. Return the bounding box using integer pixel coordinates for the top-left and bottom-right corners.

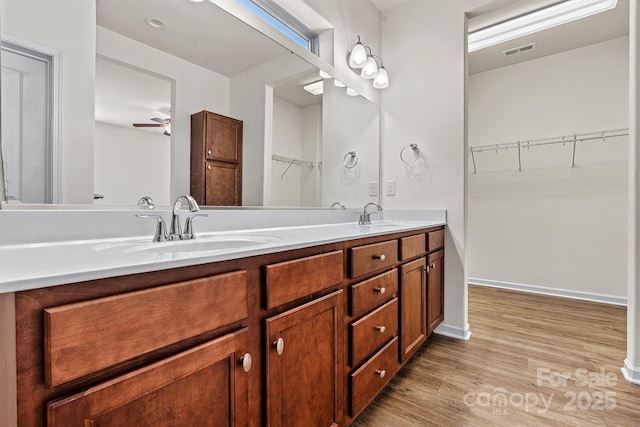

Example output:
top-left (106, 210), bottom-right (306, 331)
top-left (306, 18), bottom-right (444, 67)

top-left (207, 149), bottom-right (212, 155)
top-left (374, 254), bottom-right (386, 261)
top-left (430, 263), bottom-right (436, 270)
top-left (240, 353), bottom-right (252, 373)
top-left (374, 287), bottom-right (386, 294)
top-left (273, 338), bottom-right (284, 356)
top-left (207, 165), bottom-right (212, 170)
top-left (374, 325), bottom-right (386, 334)
top-left (375, 369), bottom-right (386, 378)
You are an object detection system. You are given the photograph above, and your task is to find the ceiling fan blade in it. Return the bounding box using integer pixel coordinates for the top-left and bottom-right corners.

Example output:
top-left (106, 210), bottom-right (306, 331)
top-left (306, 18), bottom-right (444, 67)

top-left (163, 130), bottom-right (171, 136)
top-left (133, 123), bottom-right (163, 127)
top-left (150, 117), bottom-right (165, 124)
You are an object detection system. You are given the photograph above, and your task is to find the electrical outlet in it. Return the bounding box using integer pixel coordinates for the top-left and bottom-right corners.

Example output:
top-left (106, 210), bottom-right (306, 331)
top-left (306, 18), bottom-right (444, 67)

top-left (368, 181), bottom-right (378, 197)
top-left (385, 180), bottom-right (396, 196)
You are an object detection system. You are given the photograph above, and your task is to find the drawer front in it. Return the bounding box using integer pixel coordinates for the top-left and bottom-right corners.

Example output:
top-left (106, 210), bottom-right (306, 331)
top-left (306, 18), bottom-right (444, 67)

top-left (349, 298), bottom-right (398, 367)
top-left (399, 234), bottom-right (426, 261)
top-left (349, 240), bottom-right (398, 279)
top-left (44, 271), bottom-right (248, 387)
top-left (428, 229), bottom-right (444, 252)
top-left (265, 250), bottom-right (343, 309)
top-left (349, 269), bottom-right (398, 317)
top-left (350, 337), bottom-right (399, 418)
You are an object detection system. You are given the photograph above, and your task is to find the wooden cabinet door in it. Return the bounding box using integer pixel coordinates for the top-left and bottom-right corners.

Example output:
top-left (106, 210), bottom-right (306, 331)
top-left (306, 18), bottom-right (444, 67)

top-left (204, 112), bottom-right (242, 163)
top-left (206, 160), bottom-right (242, 206)
top-left (47, 328), bottom-right (251, 427)
top-left (265, 290), bottom-right (343, 427)
top-left (427, 250), bottom-right (445, 335)
top-left (399, 257), bottom-right (427, 363)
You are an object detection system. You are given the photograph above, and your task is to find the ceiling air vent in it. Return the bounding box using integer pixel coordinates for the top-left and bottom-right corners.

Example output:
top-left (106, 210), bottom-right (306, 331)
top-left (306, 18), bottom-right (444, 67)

top-left (502, 43), bottom-right (536, 57)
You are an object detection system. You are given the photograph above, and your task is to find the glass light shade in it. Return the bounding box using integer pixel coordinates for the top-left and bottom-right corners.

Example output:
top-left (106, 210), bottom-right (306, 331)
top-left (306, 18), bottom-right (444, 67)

top-left (346, 87), bottom-right (359, 96)
top-left (349, 42), bottom-right (367, 68)
top-left (372, 67), bottom-right (389, 89)
top-left (360, 56), bottom-right (378, 79)
top-left (319, 70), bottom-right (331, 79)
top-left (334, 79), bottom-right (346, 87)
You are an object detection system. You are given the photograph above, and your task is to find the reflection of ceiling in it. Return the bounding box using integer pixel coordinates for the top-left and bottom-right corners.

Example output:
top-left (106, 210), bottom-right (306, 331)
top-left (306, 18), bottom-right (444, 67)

top-left (95, 58), bottom-right (171, 132)
top-left (273, 71), bottom-right (324, 108)
top-left (96, 0), bottom-right (288, 78)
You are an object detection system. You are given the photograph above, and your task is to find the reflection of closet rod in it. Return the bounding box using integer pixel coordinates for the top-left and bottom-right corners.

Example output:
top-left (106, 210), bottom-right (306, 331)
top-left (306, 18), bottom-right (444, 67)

top-left (468, 127), bottom-right (629, 174)
top-left (272, 154), bottom-right (315, 178)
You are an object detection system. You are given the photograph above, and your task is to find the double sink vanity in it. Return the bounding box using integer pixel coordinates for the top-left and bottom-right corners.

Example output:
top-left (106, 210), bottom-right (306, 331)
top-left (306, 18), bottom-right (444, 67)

top-left (0, 206), bottom-right (446, 426)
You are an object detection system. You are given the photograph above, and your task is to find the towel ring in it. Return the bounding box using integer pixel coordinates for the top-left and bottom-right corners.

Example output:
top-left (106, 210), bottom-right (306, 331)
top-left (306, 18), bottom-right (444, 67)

top-left (400, 143), bottom-right (420, 163)
top-left (343, 151), bottom-right (358, 169)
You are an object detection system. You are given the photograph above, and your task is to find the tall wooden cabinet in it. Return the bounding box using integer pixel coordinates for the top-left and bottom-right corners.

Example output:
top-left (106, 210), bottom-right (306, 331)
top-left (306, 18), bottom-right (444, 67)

top-left (191, 111), bottom-right (243, 206)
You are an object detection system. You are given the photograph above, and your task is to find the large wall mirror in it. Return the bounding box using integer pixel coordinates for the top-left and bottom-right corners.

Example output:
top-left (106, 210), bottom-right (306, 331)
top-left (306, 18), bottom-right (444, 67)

top-left (0, 0), bottom-right (380, 209)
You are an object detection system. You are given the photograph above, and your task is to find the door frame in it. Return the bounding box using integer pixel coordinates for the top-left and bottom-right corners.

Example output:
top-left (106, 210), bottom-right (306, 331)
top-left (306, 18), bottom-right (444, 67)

top-left (1, 32), bottom-right (63, 203)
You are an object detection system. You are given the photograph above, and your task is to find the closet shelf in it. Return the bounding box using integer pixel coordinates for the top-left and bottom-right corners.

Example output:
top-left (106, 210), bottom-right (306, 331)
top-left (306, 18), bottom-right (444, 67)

top-left (468, 127), bottom-right (629, 174)
top-left (272, 154), bottom-right (316, 178)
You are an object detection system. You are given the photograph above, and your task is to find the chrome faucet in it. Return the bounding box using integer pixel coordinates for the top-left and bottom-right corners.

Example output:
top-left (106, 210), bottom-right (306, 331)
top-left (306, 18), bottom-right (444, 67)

top-left (136, 195), bottom-right (208, 242)
top-left (137, 196), bottom-right (155, 210)
top-left (170, 195), bottom-right (207, 240)
top-left (358, 202), bottom-right (382, 225)
top-left (330, 201), bottom-right (346, 209)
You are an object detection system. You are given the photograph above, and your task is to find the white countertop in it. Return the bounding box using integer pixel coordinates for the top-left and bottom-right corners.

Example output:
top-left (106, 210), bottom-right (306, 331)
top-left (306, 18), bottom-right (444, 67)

top-left (0, 209), bottom-right (445, 293)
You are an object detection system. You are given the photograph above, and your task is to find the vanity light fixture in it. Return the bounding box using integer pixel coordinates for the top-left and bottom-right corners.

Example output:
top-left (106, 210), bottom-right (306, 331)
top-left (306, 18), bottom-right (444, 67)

top-left (319, 70), bottom-right (331, 79)
top-left (347, 36), bottom-right (389, 89)
top-left (346, 87), bottom-right (359, 96)
top-left (334, 79), bottom-right (346, 88)
top-left (468, 0), bottom-right (618, 52)
top-left (303, 80), bottom-right (324, 96)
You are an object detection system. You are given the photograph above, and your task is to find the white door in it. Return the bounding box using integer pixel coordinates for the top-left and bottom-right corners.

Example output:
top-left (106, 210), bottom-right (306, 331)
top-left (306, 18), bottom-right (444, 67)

top-left (1, 46), bottom-right (52, 203)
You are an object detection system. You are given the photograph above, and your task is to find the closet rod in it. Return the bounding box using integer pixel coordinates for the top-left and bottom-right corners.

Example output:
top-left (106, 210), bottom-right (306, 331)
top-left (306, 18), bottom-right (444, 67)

top-left (271, 154), bottom-right (315, 178)
top-left (468, 127), bottom-right (629, 174)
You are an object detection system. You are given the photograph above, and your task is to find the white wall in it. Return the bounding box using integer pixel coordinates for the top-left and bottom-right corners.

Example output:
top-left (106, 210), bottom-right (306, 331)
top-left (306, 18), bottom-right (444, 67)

top-left (2, 0), bottom-right (95, 204)
top-left (94, 122), bottom-right (171, 206)
top-left (468, 37), bottom-right (629, 300)
top-left (322, 81), bottom-right (379, 208)
top-left (380, 0), bottom-right (491, 339)
top-left (301, 104), bottom-right (323, 206)
top-left (96, 26), bottom-right (230, 202)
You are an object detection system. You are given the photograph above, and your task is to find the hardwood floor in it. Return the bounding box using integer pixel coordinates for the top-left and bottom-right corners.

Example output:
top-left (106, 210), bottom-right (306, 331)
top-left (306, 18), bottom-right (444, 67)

top-left (353, 285), bottom-right (640, 426)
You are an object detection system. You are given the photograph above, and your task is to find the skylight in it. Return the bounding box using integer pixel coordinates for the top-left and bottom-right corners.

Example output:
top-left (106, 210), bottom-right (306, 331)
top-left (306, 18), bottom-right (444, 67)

top-left (236, 0), bottom-right (317, 52)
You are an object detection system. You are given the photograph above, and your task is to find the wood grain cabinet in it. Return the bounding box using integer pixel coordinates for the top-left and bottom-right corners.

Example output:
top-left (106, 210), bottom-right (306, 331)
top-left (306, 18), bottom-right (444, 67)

top-left (399, 257), bottom-right (427, 363)
top-left (265, 291), bottom-right (343, 427)
top-left (191, 110), bottom-right (243, 206)
top-left (427, 250), bottom-right (445, 335)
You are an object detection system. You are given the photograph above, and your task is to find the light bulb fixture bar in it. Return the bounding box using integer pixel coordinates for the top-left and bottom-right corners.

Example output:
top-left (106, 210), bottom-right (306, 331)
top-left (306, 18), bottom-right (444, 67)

top-left (347, 35), bottom-right (389, 90)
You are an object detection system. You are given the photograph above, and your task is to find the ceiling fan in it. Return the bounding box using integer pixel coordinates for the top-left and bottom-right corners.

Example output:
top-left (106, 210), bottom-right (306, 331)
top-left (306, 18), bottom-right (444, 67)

top-left (132, 117), bottom-right (171, 136)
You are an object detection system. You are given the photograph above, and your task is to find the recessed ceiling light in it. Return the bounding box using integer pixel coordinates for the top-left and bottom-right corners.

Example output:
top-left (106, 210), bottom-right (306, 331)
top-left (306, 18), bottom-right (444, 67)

top-left (145, 16), bottom-right (167, 29)
top-left (303, 80), bottom-right (324, 96)
top-left (468, 0), bottom-right (618, 52)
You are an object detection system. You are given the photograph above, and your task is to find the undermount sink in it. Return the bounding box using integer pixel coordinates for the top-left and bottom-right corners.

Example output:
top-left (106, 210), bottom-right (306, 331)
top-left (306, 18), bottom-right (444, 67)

top-left (92, 234), bottom-right (281, 255)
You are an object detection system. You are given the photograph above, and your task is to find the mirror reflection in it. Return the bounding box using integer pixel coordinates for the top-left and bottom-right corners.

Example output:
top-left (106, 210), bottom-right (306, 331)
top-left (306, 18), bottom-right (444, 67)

top-left (0, 0), bottom-right (380, 208)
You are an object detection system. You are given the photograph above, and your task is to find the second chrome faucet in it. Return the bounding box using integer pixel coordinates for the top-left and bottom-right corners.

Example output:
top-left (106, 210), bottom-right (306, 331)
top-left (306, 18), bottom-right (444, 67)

top-left (137, 195), bottom-right (208, 242)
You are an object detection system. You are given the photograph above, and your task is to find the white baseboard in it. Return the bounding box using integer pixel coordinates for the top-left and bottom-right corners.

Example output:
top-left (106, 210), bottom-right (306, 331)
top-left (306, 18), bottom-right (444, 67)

top-left (434, 322), bottom-right (472, 340)
top-left (468, 278), bottom-right (627, 306)
top-left (622, 359), bottom-right (640, 385)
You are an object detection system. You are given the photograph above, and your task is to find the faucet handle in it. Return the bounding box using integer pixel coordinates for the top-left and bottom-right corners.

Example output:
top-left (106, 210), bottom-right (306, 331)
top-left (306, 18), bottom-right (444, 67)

top-left (136, 214), bottom-right (167, 242)
top-left (184, 213), bottom-right (208, 239)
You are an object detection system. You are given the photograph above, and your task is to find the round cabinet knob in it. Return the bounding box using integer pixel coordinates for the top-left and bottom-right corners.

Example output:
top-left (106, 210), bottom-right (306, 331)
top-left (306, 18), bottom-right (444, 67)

top-left (430, 263), bottom-right (436, 270)
top-left (374, 254), bottom-right (386, 261)
top-left (375, 325), bottom-right (386, 334)
top-left (375, 369), bottom-right (386, 378)
top-left (273, 338), bottom-right (284, 356)
top-left (207, 150), bottom-right (212, 155)
top-left (240, 353), bottom-right (252, 373)
top-left (374, 287), bottom-right (386, 294)
top-left (207, 165), bottom-right (212, 170)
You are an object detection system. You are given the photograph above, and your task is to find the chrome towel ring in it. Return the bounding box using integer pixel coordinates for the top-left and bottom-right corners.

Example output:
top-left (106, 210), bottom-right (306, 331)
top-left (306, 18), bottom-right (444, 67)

top-left (400, 143), bottom-right (420, 163)
top-left (343, 151), bottom-right (358, 169)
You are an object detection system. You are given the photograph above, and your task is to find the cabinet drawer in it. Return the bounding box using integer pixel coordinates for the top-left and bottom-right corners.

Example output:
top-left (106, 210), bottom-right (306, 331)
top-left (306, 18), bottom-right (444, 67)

top-left (44, 271), bottom-right (248, 387)
top-left (349, 298), bottom-right (398, 367)
top-left (350, 337), bottom-right (399, 418)
top-left (349, 269), bottom-right (398, 317)
top-left (264, 250), bottom-right (343, 309)
top-left (400, 234), bottom-right (426, 260)
top-left (428, 229), bottom-right (444, 252)
top-left (349, 240), bottom-right (397, 279)
top-left (48, 328), bottom-right (250, 427)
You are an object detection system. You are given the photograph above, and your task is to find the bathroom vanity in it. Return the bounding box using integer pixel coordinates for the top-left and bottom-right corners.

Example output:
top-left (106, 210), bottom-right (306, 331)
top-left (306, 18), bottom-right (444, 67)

top-left (0, 209), bottom-right (445, 426)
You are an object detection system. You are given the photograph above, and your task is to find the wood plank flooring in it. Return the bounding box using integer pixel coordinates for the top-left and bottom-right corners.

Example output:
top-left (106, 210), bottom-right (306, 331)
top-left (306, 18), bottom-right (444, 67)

top-left (352, 285), bottom-right (640, 426)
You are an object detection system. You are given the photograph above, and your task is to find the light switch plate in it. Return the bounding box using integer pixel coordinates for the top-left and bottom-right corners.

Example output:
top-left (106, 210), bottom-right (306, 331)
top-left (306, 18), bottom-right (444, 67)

top-left (385, 180), bottom-right (396, 196)
top-left (368, 181), bottom-right (378, 197)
